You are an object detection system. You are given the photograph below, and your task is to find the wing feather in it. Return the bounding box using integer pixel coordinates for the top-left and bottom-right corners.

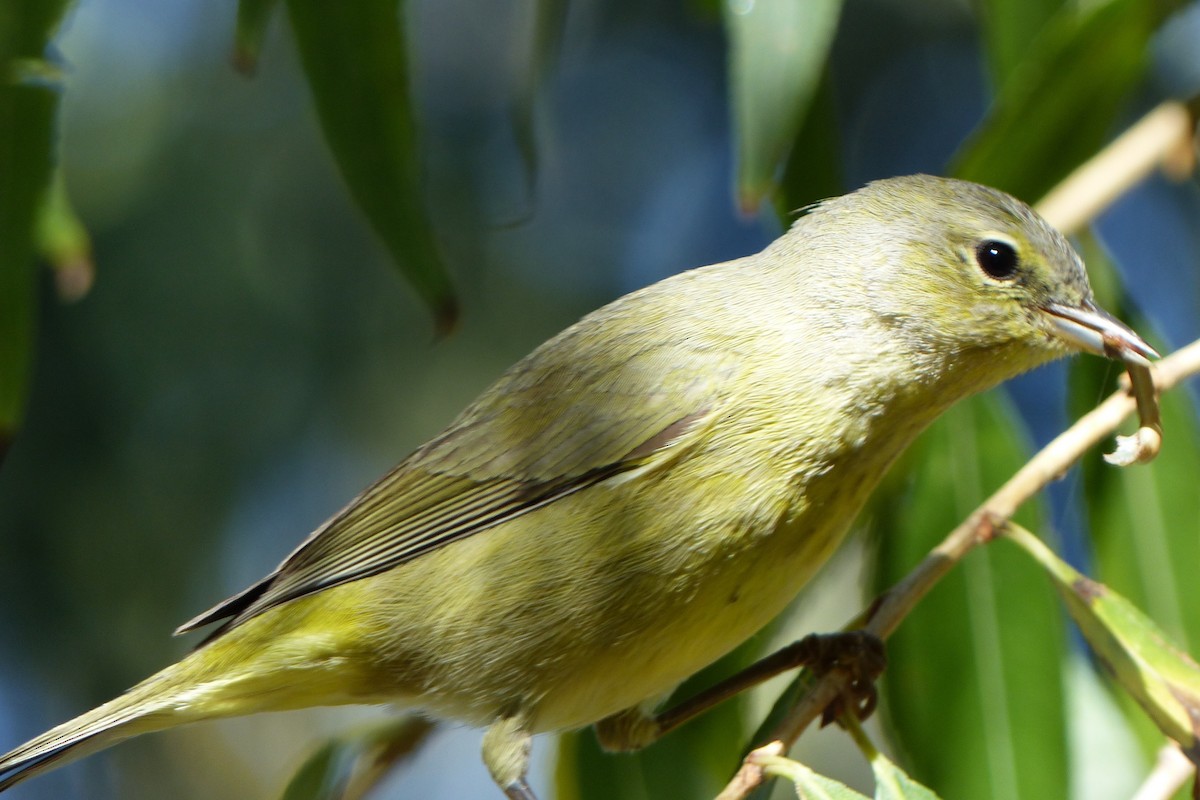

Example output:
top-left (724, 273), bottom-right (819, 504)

top-left (178, 287), bottom-right (742, 637)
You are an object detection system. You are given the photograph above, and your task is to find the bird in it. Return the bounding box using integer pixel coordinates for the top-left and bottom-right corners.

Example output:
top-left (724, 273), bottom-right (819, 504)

top-left (0, 175), bottom-right (1155, 798)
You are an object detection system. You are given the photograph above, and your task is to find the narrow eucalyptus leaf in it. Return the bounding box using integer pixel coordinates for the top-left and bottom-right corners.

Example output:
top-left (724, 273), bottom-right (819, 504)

top-left (0, 83), bottom-right (57, 461)
top-left (952, 0), bottom-right (1163, 202)
top-left (34, 169), bottom-right (93, 302)
top-left (723, 0), bottom-right (842, 212)
top-left (977, 0), bottom-right (1063, 87)
top-left (869, 394), bottom-right (1068, 800)
top-left (233, 0), bottom-right (282, 75)
top-left (281, 716), bottom-right (435, 800)
top-left (286, 0), bottom-right (459, 332)
top-left (1006, 524), bottom-right (1200, 760)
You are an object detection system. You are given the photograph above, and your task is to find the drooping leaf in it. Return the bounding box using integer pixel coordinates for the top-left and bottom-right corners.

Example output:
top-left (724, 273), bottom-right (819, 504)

top-left (286, 0), bottom-right (459, 332)
top-left (723, 0), bottom-right (843, 212)
top-left (281, 715), bottom-right (435, 800)
top-left (0, 0), bottom-right (73, 463)
top-left (508, 0), bottom-right (566, 214)
top-left (776, 65), bottom-right (844, 217)
top-left (34, 168), bottom-right (93, 302)
top-left (951, 0), bottom-right (1165, 202)
top-left (1071, 335), bottom-right (1200, 756)
top-left (232, 0), bottom-right (282, 75)
top-left (1003, 523), bottom-right (1200, 762)
top-left (976, 0), bottom-right (1066, 88)
top-left (869, 393), bottom-right (1068, 800)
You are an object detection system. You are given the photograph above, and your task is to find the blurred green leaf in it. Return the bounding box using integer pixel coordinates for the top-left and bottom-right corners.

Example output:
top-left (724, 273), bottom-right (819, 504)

top-left (724, 0), bottom-right (842, 212)
top-left (1003, 522), bottom-right (1200, 759)
top-left (282, 738), bottom-right (349, 800)
top-left (1071, 336), bottom-right (1200, 760)
top-left (34, 168), bottom-right (93, 302)
top-left (233, 0), bottom-right (281, 75)
top-left (280, 715), bottom-right (435, 800)
top-left (0, 85), bottom-right (52, 463)
top-left (977, 0), bottom-right (1065, 87)
top-left (870, 393), bottom-right (1068, 800)
top-left (776, 66), bottom-right (843, 217)
top-left (951, 0), bottom-right (1166, 202)
top-left (286, 0), bottom-right (459, 332)
top-left (0, 0), bottom-right (73, 53)
top-left (508, 0), bottom-right (566, 215)
top-left (0, 0), bottom-right (72, 463)
top-left (1081, 368), bottom-right (1200, 647)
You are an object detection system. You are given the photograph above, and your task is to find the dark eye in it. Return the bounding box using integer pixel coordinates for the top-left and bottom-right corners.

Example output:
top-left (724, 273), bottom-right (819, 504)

top-left (975, 239), bottom-right (1019, 280)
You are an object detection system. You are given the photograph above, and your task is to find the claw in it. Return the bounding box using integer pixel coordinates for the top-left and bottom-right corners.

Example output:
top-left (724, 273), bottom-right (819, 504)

top-left (804, 630), bottom-right (887, 726)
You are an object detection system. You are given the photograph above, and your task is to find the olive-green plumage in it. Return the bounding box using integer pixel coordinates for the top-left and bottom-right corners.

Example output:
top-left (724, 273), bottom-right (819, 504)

top-left (0, 175), bottom-right (1154, 797)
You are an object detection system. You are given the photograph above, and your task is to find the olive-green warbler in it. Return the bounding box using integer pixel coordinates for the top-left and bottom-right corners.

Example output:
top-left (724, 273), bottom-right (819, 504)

top-left (0, 175), bottom-right (1155, 798)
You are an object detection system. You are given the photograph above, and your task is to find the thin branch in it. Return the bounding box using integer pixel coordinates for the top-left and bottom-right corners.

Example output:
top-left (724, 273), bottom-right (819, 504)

top-left (1132, 743), bottom-right (1195, 800)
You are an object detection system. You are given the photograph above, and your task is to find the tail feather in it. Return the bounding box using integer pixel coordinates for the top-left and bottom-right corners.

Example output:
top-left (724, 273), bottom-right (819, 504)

top-left (0, 672), bottom-right (187, 792)
top-left (0, 594), bottom-right (369, 792)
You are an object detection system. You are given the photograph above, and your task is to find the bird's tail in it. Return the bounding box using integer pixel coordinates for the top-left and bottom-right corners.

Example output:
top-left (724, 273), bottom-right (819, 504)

top-left (0, 658), bottom-right (207, 791)
top-left (0, 606), bottom-right (362, 793)
top-left (0, 638), bottom-right (264, 796)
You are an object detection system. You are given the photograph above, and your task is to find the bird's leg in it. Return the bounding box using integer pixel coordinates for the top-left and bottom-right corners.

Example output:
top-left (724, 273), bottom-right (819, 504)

top-left (594, 630), bottom-right (886, 751)
top-left (483, 713), bottom-right (537, 800)
top-left (501, 779), bottom-right (537, 800)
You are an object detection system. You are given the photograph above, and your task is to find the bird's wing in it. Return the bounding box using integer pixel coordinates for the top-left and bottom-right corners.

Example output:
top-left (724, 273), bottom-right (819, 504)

top-left (178, 317), bottom-right (738, 636)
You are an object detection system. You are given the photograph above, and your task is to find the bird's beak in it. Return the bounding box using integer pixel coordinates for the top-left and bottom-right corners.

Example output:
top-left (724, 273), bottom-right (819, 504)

top-left (1041, 301), bottom-right (1159, 368)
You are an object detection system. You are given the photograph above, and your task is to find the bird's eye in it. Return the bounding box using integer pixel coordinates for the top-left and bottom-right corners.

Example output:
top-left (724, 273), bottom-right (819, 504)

top-left (975, 239), bottom-right (1019, 281)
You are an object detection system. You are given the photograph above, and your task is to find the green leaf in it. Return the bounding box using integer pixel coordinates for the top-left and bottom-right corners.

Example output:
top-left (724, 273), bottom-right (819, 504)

top-left (869, 393), bottom-right (1068, 800)
top-left (756, 754), bottom-right (870, 800)
top-left (34, 168), bottom-right (93, 302)
top-left (951, 0), bottom-right (1164, 202)
top-left (976, 0), bottom-right (1065, 88)
top-left (0, 0), bottom-right (74, 53)
top-left (869, 751), bottom-right (943, 800)
top-left (776, 65), bottom-right (843, 217)
top-left (1082, 368), bottom-right (1200, 647)
top-left (282, 739), bottom-right (350, 800)
top-left (843, 714), bottom-right (944, 800)
top-left (724, 0), bottom-right (842, 212)
top-left (507, 0), bottom-right (565, 213)
top-left (1003, 523), bottom-right (1200, 760)
top-left (0, 0), bottom-right (72, 463)
top-left (233, 0), bottom-right (281, 75)
top-left (1072, 340), bottom-right (1200, 754)
top-left (280, 716), bottom-right (435, 800)
top-left (285, 0), bottom-right (459, 332)
top-left (0, 84), bottom-right (52, 463)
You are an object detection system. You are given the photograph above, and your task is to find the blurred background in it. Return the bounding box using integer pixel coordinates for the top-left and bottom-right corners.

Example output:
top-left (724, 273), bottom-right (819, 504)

top-left (2, 0), bottom-right (1200, 798)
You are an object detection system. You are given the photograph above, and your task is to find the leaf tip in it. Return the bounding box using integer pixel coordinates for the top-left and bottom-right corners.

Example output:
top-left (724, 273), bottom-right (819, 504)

top-left (52, 255), bottom-right (95, 302)
top-left (432, 295), bottom-right (461, 339)
top-left (737, 187), bottom-right (765, 216)
top-left (231, 45), bottom-right (260, 77)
